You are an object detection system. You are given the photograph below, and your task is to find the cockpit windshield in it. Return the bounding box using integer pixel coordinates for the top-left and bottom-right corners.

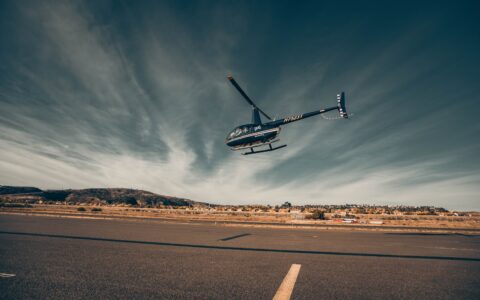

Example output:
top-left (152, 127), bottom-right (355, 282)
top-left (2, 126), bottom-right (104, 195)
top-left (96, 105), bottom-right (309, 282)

top-left (226, 126), bottom-right (251, 140)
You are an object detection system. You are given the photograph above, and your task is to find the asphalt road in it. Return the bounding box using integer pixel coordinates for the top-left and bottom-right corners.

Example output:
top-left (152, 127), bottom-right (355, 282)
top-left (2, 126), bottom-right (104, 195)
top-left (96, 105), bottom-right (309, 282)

top-left (1, 215), bottom-right (479, 299)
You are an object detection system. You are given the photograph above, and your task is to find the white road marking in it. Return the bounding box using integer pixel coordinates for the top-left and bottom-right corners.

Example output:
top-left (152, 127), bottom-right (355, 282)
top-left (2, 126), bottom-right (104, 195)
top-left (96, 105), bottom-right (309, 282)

top-left (273, 264), bottom-right (301, 300)
top-left (417, 246), bottom-right (480, 252)
top-left (0, 273), bottom-right (16, 278)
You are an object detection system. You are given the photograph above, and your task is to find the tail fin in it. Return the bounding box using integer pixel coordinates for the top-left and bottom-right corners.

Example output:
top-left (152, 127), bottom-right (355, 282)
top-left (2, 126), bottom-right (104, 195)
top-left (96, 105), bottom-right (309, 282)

top-left (337, 92), bottom-right (348, 119)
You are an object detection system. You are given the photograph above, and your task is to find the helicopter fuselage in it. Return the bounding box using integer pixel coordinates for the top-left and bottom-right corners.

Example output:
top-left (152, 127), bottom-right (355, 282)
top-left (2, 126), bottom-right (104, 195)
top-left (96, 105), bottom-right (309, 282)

top-left (225, 124), bottom-right (280, 148)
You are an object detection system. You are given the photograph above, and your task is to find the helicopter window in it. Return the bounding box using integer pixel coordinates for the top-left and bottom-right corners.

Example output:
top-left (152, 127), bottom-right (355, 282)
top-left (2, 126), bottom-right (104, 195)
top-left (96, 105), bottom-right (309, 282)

top-left (227, 127), bottom-right (251, 139)
top-left (234, 128), bottom-right (242, 136)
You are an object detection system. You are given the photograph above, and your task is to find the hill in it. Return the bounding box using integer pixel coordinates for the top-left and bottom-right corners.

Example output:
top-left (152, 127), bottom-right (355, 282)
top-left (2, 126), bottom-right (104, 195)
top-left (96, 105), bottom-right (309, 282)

top-left (0, 186), bottom-right (194, 207)
top-left (0, 185), bottom-right (43, 195)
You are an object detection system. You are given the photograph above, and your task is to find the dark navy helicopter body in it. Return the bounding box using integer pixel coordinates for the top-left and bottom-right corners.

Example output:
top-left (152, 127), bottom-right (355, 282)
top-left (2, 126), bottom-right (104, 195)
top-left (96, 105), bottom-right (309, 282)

top-left (226, 75), bottom-right (349, 155)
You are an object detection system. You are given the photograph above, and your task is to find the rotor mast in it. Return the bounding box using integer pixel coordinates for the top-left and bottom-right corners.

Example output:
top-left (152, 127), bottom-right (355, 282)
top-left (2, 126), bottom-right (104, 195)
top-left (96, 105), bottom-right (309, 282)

top-left (251, 107), bottom-right (262, 125)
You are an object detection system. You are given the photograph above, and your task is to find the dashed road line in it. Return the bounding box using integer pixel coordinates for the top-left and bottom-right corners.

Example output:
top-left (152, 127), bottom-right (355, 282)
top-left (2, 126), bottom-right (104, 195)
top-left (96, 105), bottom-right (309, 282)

top-left (273, 264), bottom-right (301, 300)
top-left (0, 273), bottom-right (16, 278)
top-left (219, 233), bottom-right (251, 241)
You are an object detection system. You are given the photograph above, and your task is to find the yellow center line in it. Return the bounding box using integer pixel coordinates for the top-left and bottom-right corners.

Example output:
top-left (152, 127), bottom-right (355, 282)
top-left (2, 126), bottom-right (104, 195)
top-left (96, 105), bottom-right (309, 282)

top-left (273, 264), bottom-right (301, 300)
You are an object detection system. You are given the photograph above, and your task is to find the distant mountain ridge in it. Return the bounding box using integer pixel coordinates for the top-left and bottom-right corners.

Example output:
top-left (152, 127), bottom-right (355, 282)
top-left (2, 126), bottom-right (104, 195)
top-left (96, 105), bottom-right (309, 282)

top-left (0, 185), bottom-right (195, 207)
top-left (0, 186), bottom-right (42, 195)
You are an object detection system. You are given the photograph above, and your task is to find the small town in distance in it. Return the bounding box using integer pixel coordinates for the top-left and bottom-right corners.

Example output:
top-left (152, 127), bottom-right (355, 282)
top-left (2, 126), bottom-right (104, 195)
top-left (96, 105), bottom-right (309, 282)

top-left (1, 186), bottom-right (478, 231)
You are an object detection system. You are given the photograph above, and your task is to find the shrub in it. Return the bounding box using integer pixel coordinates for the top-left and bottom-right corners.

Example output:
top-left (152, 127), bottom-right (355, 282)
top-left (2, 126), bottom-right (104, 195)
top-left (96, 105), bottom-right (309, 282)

top-left (308, 209), bottom-right (325, 220)
top-left (0, 203), bottom-right (32, 208)
top-left (91, 207), bottom-right (102, 212)
top-left (124, 197), bottom-right (137, 206)
top-left (42, 190), bottom-right (70, 201)
top-left (77, 207), bottom-right (86, 212)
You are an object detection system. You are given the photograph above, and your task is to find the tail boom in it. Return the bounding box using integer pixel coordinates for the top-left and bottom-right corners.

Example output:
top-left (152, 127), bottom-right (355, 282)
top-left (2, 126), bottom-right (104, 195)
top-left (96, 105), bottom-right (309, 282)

top-left (265, 92), bottom-right (348, 126)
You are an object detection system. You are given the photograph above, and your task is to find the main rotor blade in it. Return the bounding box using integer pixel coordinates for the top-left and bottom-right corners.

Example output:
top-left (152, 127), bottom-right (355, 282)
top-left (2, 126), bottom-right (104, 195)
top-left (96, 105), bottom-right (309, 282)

top-left (227, 75), bottom-right (272, 120)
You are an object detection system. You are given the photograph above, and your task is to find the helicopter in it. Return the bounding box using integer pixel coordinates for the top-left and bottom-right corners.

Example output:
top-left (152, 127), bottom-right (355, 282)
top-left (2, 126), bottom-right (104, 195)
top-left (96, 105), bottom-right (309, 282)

top-left (225, 75), bottom-right (349, 155)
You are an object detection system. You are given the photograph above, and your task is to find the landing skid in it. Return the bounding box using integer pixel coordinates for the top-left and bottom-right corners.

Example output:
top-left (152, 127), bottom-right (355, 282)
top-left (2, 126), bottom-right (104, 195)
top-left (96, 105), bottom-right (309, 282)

top-left (231, 139), bottom-right (280, 151)
top-left (242, 144), bottom-right (287, 155)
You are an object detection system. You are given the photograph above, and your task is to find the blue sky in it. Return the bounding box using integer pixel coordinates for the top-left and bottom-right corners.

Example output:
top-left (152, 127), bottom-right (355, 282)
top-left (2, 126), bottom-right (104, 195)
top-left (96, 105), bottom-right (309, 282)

top-left (0, 1), bottom-right (479, 210)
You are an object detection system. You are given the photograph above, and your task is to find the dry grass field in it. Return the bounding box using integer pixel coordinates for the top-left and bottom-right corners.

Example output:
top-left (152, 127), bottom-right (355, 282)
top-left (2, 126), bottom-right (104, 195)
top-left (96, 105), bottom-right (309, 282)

top-left (1, 204), bottom-right (479, 233)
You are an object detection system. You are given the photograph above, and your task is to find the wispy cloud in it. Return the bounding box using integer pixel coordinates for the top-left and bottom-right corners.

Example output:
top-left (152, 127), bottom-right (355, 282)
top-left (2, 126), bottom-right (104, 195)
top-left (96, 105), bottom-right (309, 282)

top-left (0, 1), bottom-right (479, 210)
